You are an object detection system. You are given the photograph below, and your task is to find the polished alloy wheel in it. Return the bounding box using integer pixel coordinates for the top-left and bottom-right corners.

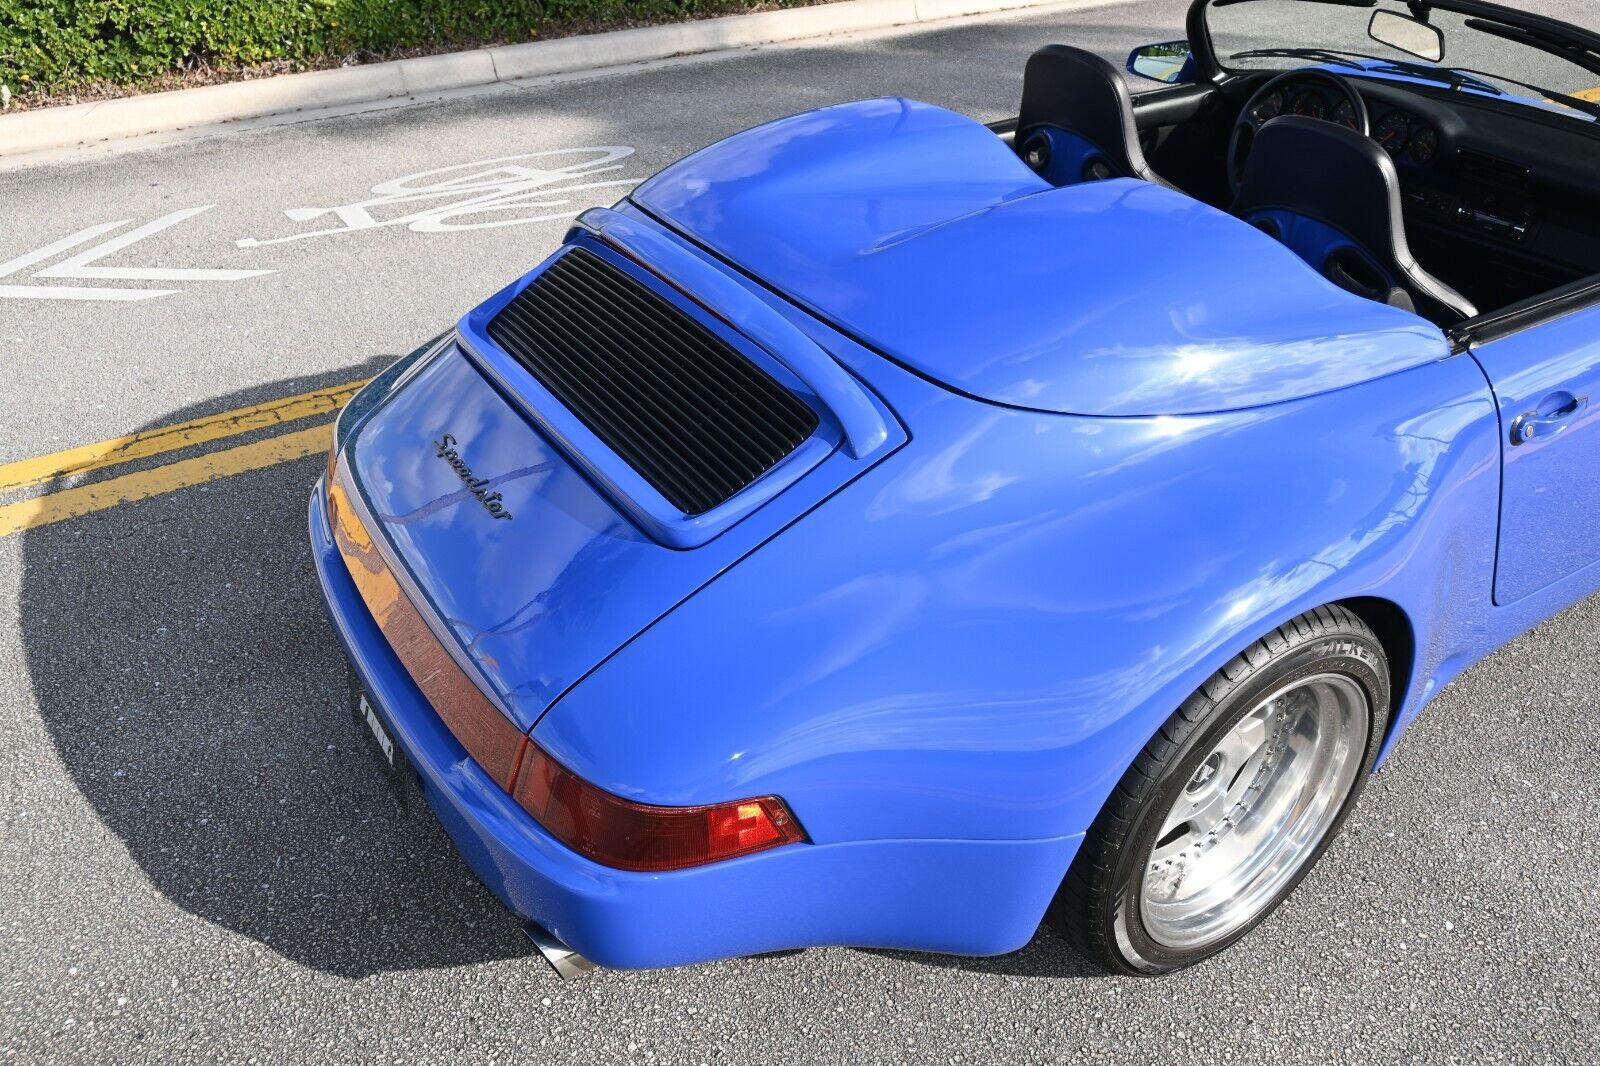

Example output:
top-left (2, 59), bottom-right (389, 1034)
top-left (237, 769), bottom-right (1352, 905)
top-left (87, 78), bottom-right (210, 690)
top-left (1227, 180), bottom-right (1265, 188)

top-left (1138, 673), bottom-right (1370, 951)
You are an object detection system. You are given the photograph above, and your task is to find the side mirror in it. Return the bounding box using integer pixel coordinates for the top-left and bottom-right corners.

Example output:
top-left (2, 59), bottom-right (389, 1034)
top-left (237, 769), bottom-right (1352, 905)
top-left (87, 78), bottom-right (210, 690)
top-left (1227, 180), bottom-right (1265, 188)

top-left (1368, 10), bottom-right (1444, 63)
top-left (1127, 40), bottom-right (1195, 85)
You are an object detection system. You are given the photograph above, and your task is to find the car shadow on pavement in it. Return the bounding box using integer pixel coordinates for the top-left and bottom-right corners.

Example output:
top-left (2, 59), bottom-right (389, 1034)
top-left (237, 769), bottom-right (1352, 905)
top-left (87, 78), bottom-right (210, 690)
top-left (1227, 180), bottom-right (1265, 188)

top-left (18, 360), bottom-right (537, 978)
top-left (862, 925), bottom-right (1104, 980)
top-left (15, 354), bottom-right (1115, 984)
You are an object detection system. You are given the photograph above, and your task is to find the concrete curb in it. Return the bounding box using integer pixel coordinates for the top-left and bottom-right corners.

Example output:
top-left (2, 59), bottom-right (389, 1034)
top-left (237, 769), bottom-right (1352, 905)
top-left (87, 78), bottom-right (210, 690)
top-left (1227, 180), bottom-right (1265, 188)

top-left (0, 0), bottom-right (1110, 158)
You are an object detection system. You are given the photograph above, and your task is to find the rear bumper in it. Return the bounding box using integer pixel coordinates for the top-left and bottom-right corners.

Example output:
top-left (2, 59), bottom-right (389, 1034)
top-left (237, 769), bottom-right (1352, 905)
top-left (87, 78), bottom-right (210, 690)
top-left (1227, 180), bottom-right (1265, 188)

top-left (310, 480), bottom-right (1080, 969)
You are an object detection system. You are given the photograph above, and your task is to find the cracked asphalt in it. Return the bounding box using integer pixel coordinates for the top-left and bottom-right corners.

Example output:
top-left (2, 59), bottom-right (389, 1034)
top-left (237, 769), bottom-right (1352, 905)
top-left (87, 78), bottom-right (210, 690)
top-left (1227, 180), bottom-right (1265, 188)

top-left (1, 1), bottom-right (1597, 1062)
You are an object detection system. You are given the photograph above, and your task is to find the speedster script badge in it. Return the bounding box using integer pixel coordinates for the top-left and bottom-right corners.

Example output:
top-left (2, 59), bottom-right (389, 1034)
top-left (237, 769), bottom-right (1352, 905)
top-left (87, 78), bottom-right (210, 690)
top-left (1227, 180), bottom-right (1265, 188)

top-left (434, 435), bottom-right (514, 521)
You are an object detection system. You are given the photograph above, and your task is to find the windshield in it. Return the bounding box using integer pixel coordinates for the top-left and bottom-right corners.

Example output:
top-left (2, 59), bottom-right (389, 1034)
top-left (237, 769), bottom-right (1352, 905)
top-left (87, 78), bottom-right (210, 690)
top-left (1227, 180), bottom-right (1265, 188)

top-left (1204, 0), bottom-right (1600, 120)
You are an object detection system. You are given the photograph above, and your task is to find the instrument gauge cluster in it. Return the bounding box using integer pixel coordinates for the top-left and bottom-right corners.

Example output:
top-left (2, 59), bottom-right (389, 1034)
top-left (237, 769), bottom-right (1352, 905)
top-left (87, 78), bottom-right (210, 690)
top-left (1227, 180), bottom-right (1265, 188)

top-left (1291, 92), bottom-right (1327, 120)
top-left (1375, 111), bottom-right (1411, 155)
top-left (1248, 82), bottom-right (1442, 168)
top-left (1367, 105), bottom-right (1438, 167)
top-left (1409, 124), bottom-right (1439, 164)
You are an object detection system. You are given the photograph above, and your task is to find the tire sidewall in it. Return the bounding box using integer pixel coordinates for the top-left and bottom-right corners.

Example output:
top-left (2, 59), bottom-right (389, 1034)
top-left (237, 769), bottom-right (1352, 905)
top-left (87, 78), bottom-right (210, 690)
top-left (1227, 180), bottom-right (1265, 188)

top-left (1107, 630), bottom-right (1390, 974)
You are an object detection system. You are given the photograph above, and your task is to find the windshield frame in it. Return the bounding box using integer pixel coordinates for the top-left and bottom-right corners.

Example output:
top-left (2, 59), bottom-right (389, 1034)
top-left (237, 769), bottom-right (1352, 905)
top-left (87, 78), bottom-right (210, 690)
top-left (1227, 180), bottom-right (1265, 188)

top-left (1185, 0), bottom-right (1600, 99)
top-left (1174, 0), bottom-right (1600, 345)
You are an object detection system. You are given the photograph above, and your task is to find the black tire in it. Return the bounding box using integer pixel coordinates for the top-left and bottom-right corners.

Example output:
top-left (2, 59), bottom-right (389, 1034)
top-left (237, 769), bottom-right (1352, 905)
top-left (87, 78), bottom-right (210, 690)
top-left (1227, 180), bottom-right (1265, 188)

top-left (1048, 605), bottom-right (1390, 975)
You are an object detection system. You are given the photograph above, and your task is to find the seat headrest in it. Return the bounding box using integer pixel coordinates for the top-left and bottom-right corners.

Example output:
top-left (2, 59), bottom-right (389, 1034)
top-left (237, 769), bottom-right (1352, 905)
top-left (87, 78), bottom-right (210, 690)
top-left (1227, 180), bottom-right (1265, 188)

top-left (1234, 116), bottom-right (1477, 322)
top-left (1233, 116), bottom-right (1405, 260)
top-left (1019, 46), bottom-right (1138, 154)
top-left (1018, 44), bottom-right (1168, 186)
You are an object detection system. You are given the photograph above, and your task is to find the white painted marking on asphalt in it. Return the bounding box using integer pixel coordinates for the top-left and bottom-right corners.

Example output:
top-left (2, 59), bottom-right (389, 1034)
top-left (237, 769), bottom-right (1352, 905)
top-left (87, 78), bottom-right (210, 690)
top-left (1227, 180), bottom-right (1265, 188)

top-left (34, 207), bottom-right (274, 283)
top-left (0, 220), bottom-right (130, 278)
top-left (236, 147), bottom-right (641, 246)
top-left (0, 207), bottom-right (274, 302)
top-left (0, 285), bottom-right (174, 302)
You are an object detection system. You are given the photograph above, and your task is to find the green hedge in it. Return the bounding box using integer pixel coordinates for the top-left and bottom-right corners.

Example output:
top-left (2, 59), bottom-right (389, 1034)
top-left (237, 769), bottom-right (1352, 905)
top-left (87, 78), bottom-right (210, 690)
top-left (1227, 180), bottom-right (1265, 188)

top-left (0, 1), bottom-right (816, 95)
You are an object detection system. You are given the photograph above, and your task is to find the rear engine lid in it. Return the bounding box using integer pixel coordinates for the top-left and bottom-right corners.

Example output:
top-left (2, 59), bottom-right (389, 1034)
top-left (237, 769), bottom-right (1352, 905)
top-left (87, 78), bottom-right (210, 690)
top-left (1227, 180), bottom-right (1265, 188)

top-left (344, 238), bottom-right (902, 731)
top-left (632, 97), bottom-right (1450, 416)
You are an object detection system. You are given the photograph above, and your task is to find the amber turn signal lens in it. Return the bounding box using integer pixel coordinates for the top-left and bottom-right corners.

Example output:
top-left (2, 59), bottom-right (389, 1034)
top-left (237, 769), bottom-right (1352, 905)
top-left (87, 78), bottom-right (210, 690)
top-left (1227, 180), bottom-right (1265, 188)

top-left (511, 742), bottom-right (804, 871)
top-left (329, 469), bottom-right (526, 789)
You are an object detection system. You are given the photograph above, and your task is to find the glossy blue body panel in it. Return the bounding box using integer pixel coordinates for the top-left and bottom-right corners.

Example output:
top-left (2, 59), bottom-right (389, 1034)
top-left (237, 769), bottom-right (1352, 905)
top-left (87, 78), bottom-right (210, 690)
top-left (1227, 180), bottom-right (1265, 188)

top-left (633, 98), bottom-right (1448, 416)
top-left (1469, 304), bottom-right (1600, 604)
top-left (346, 319), bottom-right (902, 731)
top-left (309, 93), bottom-right (1600, 968)
top-left (311, 484), bottom-right (1078, 967)
top-left (531, 350), bottom-right (1504, 842)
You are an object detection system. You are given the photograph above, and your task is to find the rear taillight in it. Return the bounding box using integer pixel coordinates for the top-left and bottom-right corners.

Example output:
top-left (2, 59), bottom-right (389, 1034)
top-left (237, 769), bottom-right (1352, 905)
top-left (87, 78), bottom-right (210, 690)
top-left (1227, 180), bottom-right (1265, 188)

top-left (510, 742), bottom-right (804, 871)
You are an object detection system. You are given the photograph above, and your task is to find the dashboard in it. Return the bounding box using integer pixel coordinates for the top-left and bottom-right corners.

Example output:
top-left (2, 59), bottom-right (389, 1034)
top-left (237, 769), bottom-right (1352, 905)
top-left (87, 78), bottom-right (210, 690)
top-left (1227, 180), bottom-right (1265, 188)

top-left (1247, 84), bottom-right (1439, 165)
top-left (1218, 69), bottom-right (1600, 311)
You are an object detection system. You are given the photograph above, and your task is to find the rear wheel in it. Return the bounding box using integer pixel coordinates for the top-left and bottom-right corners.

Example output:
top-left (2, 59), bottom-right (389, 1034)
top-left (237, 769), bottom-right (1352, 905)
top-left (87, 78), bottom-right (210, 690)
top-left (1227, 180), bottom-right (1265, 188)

top-left (1050, 605), bottom-right (1390, 974)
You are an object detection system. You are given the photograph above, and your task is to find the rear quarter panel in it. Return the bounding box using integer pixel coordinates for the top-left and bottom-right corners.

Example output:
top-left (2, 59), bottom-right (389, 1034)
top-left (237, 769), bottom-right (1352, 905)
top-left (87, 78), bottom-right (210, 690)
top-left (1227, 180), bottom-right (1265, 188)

top-left (532, 349), bottom-right (1501, 846)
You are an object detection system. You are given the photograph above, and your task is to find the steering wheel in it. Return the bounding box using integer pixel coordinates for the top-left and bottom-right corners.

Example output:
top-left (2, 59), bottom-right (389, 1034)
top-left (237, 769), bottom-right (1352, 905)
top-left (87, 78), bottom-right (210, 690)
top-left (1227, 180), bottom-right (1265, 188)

top-left (1226, 69), bottom-right (1371, 193)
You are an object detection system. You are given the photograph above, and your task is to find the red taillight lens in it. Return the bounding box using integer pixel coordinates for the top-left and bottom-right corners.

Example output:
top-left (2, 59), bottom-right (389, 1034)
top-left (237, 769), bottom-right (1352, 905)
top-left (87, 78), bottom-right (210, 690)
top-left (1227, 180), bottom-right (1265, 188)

top-left (511, 742), bottom-right (805, 871)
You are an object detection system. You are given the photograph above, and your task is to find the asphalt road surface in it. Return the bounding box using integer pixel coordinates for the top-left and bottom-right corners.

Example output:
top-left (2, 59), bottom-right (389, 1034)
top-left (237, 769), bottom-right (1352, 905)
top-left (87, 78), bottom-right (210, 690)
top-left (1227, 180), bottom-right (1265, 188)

top-left (3, 1), bottom-right (1599, 1063)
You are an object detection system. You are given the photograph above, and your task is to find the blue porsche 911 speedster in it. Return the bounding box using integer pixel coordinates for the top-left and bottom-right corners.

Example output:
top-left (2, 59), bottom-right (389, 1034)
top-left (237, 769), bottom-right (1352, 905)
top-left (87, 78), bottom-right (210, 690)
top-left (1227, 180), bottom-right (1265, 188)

top-left (311, 0), bottom-right (1600, 975)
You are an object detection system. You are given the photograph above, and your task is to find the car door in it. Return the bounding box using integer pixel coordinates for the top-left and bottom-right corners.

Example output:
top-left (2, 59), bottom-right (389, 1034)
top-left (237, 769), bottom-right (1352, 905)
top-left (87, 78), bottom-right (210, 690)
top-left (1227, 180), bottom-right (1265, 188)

top-left (1469, 302), bottom-right (1600, 605)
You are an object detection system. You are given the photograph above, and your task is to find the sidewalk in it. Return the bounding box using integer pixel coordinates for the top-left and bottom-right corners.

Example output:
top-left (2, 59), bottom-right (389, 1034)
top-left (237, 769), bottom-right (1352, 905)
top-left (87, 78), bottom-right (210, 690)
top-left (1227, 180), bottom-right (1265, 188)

top-left (0, 0), bottom-right (1120, 162)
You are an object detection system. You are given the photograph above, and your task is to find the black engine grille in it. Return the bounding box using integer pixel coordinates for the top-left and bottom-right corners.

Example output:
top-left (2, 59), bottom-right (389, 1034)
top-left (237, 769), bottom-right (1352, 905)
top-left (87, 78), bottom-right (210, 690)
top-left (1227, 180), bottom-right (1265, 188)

top-left (488, 248), bottom-right (819, 517)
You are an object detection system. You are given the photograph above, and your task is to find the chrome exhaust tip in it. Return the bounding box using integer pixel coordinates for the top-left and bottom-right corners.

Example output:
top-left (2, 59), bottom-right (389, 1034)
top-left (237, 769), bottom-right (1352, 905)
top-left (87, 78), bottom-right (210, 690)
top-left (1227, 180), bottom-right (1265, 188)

top-left (522, 921), bottom-right (599, 981)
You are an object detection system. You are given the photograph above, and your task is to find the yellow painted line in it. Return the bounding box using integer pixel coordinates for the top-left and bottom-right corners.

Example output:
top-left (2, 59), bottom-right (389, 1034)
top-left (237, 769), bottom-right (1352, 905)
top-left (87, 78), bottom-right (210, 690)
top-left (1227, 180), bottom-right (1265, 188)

top-left (1573, 86), bottom-right (1600, 103)
top-left (0, 379), bottom-right (367, 494)
top-left (0, 424), bottom-right (330, 538)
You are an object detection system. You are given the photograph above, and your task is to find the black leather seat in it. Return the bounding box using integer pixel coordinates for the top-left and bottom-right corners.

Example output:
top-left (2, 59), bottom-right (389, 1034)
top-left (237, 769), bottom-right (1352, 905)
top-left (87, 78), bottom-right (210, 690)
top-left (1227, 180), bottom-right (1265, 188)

top-left (1016, 45), bottom-right (1174, 188)
top-left (1233, 116), bottom-right (1477, 324)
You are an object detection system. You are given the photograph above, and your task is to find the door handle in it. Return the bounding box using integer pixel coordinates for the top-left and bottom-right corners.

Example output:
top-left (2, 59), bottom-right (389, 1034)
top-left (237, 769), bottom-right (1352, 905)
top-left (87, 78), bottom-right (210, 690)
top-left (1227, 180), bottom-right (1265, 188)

top-left (1511, 392), bottom-right (1588, 446)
